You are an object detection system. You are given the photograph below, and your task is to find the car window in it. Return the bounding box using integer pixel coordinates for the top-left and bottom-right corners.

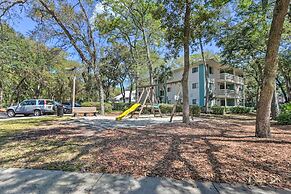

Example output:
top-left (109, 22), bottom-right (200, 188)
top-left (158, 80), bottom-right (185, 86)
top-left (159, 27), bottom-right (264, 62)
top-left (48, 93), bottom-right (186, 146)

top-left (21, 100), bottom-right (36, 106)
top-left (30, 100), bottom-right (36, 105)
top-left (38, 100), bottom-right (45, 105)
top-left (54, 101), bottom-right (61, 106)
top-left (46, 100), bottom-right (54, 105)
top-left (20, 101), bottom-right (29, 106)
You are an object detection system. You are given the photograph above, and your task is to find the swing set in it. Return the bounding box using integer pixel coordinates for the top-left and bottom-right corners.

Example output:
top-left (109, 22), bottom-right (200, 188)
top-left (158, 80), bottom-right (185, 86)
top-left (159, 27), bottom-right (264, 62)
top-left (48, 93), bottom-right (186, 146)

top-left (116, 80), bottom-right (182, 121)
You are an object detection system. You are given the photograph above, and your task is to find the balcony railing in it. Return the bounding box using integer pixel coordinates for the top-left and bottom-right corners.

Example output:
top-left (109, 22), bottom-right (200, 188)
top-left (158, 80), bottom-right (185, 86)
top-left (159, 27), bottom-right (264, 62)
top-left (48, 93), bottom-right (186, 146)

top-left (220, 73), bottom-right (244, 84)
top-left (215, 89), bottom-right (243, 98)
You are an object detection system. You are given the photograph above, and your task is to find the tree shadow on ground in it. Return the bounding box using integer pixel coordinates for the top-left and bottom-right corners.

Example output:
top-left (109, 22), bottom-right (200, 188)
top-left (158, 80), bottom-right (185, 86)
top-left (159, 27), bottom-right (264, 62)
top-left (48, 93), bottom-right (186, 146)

top-left (0, 117), bottom-right (290, 189)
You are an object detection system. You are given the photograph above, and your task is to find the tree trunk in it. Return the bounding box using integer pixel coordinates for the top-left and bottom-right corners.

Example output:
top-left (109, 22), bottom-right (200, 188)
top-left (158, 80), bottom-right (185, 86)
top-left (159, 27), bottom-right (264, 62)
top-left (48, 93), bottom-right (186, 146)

top-left (199, 38), bottom-right (209, 112)
top-left (129, 79), bottom-right (133, 104)
top-left (284, 75), bottom-right (291, 102)
top-left (164, 83), bottom-right (167, 103)
top-left (255, 0), bottom-right (289, 138)
top-left (276, 78), bottom-right (288, 102)
top-left (135, 74), bottom-right (138, 102)
top-left (271, 89), bottom-right (280, 119)
top-left (182, 0), bottom-right (191, 124)
top-left (10, 77), bottom-right (26, 105)
top-left (142, 28), bottom-right (154, 111)
top-left (255, 86), bottom-right (260, 109)
top-left (95, 75), bottom-right (105, 115)
top-left (120, 82), bottom-right (126, 103)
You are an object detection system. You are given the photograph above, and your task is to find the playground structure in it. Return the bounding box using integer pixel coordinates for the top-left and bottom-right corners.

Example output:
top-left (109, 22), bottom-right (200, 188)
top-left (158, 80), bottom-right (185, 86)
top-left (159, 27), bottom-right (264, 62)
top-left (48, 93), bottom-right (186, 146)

top-left (116, 80), bottom-right (182, 121)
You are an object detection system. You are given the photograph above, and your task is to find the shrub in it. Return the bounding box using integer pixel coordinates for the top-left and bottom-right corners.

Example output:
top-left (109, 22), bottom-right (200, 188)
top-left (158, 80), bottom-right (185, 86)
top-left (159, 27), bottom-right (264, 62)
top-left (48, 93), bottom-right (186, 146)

top-left (229, 106), bottom-right (251, 114)
top-left (276, 112), bottom-right (291, 125)
top-left (142, 106), bottom-right (151, 114)
top-left (276, 103), bottom-right (291, 125)
top-left (81, 102), bottom-right (112, 113)
top-left (176, 104), bottom-right (183, 112)
top-left (81, 101), bottom-right (97, 107)
top-left (280, 102), bottom-right (291, 113)
top-left (159, 104), bottom-right (174, 114)
top-left (211, 106), bottom-right (226, 115)
top-left (190, 105), bottom-right (201, 117)
top-left (112, 102), bottom-right (131, 111)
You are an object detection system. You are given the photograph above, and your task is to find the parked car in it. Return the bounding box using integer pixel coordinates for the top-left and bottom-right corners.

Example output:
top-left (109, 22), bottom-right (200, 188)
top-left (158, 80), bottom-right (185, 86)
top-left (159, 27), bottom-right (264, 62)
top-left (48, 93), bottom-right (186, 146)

top-left (62, 102), bottom-right (81, 114)
top-left (6, 99), bottom-right (60, 117)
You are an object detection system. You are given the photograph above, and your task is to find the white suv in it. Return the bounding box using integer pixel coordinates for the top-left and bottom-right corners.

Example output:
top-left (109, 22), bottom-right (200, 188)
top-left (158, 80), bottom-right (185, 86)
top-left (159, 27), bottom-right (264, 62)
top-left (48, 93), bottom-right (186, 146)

top-left (6, 99), bottom-right (59, 117)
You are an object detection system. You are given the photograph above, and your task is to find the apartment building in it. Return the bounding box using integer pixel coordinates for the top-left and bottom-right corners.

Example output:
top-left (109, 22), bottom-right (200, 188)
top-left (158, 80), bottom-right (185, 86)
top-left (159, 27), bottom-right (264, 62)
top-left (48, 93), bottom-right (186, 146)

top-left (159, 59), bottom-right (245, 107)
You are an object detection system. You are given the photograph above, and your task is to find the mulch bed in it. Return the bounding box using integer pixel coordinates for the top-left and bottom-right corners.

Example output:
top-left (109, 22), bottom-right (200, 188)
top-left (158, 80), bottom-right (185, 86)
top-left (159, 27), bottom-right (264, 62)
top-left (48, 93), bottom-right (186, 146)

top-left (0, 116), bottom-right (290, 189)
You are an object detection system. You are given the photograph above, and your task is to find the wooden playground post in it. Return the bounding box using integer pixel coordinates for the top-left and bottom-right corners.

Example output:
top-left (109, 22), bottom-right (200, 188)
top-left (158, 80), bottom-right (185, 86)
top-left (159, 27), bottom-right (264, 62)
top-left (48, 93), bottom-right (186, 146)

top-left (134, 80), bottom-right (182, 119)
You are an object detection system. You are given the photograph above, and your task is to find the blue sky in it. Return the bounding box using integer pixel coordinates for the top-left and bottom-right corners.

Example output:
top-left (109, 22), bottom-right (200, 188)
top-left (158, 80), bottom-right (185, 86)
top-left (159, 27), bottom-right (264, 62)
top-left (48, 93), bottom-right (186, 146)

top-left (9, 10), bottom-right (221, 62)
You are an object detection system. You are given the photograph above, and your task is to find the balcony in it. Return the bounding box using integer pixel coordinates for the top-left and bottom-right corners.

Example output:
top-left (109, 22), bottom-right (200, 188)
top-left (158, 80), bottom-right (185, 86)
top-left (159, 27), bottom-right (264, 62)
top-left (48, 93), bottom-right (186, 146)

top-left (215, 89), bottom-right (243, 99)
top-left (219, 73), bottom-right (244, 84)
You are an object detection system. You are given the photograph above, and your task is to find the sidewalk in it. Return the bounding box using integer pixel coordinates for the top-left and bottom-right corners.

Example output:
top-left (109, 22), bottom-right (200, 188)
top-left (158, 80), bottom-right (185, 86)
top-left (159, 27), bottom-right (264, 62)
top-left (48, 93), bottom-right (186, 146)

top-left (0, 168), bottom-right (290, 194)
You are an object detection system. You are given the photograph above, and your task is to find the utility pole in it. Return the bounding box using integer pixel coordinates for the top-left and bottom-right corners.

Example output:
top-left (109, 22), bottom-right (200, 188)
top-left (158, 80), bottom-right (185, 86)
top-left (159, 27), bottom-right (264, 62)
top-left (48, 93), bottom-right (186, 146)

top-left (72, 76), bottom-right (76, 114)
top-left (0, 89), bottom-right (3, 109)
top-left (66, 67), bottom-right (77, 114)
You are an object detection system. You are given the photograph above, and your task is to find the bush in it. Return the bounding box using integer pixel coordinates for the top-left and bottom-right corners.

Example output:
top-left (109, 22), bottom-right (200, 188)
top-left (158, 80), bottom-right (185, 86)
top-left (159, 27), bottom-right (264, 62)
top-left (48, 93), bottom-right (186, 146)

top-left (280, 102), bottom-right (291, 113)
top-left (276, 103), bottom-right (291, 125)
top-left (159, 103), bottom-right (183, 114)
top-left (112, 102), bottom-right (131, 111)
top-left (229, 106), bottom-right (252, 114)
top-left (141, 106), bottom-right (151, 114)
top-left (81, 101), bottom-right (112, 113)
top-left (190, 105), bottom-right (201, 117)
top-left (80, 101), bottom-right (96, 107)
top-left (176, 104), bottom-right (183, 112)
top-left (159, 104), bottom-right (174, 114)
top-left (276, 112), bottom-right (291, 125)
top-left (211, 106), bottom-right (226, 115)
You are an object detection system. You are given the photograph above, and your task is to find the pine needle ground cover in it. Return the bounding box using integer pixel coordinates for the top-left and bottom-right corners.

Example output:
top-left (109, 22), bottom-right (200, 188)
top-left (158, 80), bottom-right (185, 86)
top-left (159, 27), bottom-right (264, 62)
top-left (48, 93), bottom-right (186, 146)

top-left (0, 115), bottom-right (290, 189)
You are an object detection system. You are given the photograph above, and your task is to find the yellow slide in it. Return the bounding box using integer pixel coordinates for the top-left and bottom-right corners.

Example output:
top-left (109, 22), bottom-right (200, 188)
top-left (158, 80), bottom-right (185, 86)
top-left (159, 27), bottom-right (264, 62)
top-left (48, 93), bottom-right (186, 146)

top-left (116, 103), bottom-right (141, 121)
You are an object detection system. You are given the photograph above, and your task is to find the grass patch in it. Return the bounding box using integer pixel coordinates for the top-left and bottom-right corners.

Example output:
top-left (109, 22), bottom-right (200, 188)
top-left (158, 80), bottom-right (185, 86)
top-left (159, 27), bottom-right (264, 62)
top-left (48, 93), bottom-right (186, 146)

top-left (0, 116), bottom-right (71, 138)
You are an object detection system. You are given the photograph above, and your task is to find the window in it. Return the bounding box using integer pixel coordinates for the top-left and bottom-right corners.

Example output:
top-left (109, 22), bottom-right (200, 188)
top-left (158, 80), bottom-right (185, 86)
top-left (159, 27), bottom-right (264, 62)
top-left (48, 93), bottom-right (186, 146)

top-left (192, 83), bottom-right (198, 89)
top-left (209, 83), bottom-right (214, 90)
top-left (160, 90), bottom-right (165, 96)
top-left (227, 84), bottom-right (235, 90)
top-left (20, 101), bottom-right (29, 106)
top-left (192, 99), bottom-right (197, 105)
top-left (220, 99), bottom-right (225, 106)
top-left (38, 100), bottom-right (45, 105)
top-left (24, 100), bottom-right (36, 105)
top-left (167, 87), bottom-right (171, 92)
top-left (220, 84), bottom-right (225, 89)
top-left (227, 99), bottom-right (235, 106)
top-left (209, 66), bottom-right (213, 74)
top-left (192, 67), bottom-right (198, 73)
top-left (46, 100), bottom-right (54, 105)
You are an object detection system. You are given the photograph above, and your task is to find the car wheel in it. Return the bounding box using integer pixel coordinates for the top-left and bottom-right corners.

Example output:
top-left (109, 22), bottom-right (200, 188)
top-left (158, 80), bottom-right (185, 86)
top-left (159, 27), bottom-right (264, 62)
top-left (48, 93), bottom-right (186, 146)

top-left (34, 110), bottom-right (41, 117)
top-left (7, 110), bottom-right (15, 118)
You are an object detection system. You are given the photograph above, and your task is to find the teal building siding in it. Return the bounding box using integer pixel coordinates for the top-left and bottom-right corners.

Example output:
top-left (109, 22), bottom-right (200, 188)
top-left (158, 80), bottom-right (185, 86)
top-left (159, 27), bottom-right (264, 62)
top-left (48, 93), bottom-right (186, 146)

top-left (198, 64), bottom-right (205, 107)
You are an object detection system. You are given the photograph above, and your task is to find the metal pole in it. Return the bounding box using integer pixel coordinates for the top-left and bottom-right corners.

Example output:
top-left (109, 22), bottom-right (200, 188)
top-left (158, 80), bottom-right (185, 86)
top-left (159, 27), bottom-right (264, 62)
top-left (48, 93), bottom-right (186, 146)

top-left (72, 76), bottom-right (76, 113)
top-left (0, 89), bottom-right (3, 109)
